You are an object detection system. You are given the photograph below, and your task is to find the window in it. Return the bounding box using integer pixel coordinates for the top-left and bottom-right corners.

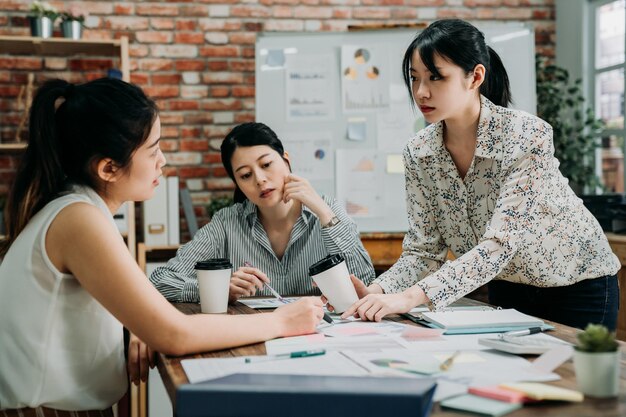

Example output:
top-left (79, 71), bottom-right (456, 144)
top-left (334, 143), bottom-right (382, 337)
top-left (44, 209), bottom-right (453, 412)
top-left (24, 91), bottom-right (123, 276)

top-left (591, 0), bottom-right (626, 192)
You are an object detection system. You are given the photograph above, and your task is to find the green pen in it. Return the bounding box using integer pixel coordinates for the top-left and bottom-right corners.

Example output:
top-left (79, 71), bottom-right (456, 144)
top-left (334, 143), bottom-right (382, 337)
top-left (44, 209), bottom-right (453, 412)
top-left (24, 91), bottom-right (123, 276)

top-left (244, 348), bottom-right (326, 363)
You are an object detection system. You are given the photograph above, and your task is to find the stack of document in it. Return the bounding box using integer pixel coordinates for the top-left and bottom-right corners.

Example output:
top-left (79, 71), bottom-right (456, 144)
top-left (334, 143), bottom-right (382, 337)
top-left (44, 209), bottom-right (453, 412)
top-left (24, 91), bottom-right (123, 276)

top-left (417, 309), bottom-right (548, 334)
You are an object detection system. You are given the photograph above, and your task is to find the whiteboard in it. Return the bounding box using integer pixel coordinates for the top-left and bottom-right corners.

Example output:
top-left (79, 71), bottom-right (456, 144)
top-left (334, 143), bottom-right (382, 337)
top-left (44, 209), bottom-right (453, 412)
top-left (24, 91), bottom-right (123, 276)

top-left (255, 23), bottom-right (536, 232)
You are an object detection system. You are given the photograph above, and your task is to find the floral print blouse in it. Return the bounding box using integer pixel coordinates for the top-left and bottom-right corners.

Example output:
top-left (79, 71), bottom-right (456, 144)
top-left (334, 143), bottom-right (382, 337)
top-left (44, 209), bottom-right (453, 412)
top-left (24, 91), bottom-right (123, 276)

top-left (373, 96), bottom-right (621, 310)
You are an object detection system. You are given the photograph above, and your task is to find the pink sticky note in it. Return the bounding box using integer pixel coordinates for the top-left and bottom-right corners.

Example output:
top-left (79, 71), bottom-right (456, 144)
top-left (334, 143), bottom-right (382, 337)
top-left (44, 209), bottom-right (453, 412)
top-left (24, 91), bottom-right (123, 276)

top-left (401, 327), bottom-right (444, 340)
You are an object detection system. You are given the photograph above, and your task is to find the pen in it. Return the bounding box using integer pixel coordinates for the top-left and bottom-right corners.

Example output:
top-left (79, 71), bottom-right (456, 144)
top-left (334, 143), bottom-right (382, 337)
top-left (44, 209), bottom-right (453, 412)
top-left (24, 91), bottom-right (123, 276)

top-left (244, 261), bottom-right (287, 303)
top-left (245, 348), bottom-right (326, 363)
top-left (439, 350), bottom-right (460, 371)
top-left (500, 327), bottom-right (543, 338)
top-left (245, 261), bottom-right (333, 324)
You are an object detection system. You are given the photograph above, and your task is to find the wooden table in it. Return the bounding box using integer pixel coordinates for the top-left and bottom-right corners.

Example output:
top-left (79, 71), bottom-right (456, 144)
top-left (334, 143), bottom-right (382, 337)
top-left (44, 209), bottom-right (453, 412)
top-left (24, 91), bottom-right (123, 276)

top-left (157, 302), bottom-right (626, 417)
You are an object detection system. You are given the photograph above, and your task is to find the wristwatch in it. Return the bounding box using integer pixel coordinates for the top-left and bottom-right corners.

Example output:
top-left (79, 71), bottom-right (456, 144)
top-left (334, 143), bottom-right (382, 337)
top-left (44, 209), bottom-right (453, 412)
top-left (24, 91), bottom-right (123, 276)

top-left (322, 215), bottom-right (340, 229)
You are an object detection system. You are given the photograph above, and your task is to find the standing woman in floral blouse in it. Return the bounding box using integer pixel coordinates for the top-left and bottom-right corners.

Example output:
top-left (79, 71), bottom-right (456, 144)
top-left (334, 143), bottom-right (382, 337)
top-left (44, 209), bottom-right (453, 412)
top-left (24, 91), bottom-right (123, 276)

top-left (335, 19), bottom-right (621, 330)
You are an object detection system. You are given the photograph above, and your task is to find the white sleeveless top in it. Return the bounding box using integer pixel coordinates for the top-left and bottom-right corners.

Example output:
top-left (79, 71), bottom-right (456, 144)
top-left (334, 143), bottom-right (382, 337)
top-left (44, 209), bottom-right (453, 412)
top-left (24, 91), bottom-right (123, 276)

top-left (0, 186), bottom-right (126, 410)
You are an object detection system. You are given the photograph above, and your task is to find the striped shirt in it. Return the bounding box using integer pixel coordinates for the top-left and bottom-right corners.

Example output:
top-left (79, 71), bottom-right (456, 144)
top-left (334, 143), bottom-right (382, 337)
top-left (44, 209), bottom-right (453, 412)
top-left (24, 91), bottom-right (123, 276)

top-left (149, 196), bottom-right (375, 302)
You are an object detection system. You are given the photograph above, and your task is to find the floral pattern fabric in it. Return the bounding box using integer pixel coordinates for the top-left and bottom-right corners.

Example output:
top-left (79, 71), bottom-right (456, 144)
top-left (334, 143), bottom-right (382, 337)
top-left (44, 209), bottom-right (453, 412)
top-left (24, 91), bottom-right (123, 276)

top-left (373, 96), bottom-right (620, 310)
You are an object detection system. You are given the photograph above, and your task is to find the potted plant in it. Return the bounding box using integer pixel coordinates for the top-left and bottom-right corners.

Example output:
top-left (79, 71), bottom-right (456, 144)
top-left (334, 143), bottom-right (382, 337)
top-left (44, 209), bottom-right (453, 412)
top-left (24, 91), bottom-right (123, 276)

top-left (207, 196), bottom-right (234, 219)
top-left (59, 5), bottom-right (88, 40)
top-left (536, 55), bottom-right (604, 194)
top-left (28, 1), bottom-right (58, 38)
top-left (572, 324), bottom-right (621, 397)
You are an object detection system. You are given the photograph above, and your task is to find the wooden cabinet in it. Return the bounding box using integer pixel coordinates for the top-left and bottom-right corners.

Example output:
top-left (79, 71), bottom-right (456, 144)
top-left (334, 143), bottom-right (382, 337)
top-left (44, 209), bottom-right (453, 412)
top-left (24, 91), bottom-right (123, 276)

top-left (0, 35), bottom-right (135, 257)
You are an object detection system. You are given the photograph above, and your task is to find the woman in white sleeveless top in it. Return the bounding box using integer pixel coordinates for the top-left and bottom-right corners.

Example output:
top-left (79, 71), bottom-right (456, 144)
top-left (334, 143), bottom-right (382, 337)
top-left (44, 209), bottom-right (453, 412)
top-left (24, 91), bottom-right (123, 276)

top-left (0, 78), bottom-right (324, 414)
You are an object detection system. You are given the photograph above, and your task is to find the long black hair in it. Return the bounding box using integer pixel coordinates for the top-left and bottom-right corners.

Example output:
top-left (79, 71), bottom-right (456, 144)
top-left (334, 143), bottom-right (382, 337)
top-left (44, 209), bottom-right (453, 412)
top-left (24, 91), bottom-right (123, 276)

top-left (220, 122), bottom-right (289, 204)
top-left (2, 78), bottom-right (158, 254)
top-left (402, 19), bottom-right (512, 108)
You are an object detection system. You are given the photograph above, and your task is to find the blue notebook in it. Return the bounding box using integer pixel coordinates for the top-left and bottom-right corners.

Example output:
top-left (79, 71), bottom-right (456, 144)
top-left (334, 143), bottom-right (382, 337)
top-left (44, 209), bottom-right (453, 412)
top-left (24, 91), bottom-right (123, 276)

top-left (176, 373), bottom-right (437, 417)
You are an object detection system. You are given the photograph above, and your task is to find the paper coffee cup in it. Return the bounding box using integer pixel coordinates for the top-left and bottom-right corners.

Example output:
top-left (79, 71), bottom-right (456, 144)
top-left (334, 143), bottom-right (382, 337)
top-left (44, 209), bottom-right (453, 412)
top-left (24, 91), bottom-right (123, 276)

top-left (195, 258), bottom-right (232, 314)
top-left (309, 254), bottom-right (358, 314)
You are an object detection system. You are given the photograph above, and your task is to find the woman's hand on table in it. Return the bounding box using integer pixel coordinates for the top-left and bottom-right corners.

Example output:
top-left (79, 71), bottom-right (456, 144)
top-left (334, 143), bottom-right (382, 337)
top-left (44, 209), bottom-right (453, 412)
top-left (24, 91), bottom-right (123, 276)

top-left (273, 297), bottom-right (324, 337)
top-left (228, 266), bottom-right (270, 303)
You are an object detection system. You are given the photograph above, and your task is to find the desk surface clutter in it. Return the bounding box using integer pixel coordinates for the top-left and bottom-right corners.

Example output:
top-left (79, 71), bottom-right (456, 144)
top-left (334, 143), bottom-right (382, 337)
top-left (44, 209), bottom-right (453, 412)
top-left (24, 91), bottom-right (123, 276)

top-left (157, 299), bottom-right (626, 417)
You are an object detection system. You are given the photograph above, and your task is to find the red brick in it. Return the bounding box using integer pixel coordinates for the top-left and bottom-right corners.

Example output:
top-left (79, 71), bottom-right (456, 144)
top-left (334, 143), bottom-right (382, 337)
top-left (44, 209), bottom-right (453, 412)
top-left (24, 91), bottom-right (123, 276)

top-left (69, 59), bottom-right (114, 71)
top-left (0, 71), bottom-right (9, 82)
top-left (437, 8), bottom-right (476, 19)
top-left (105, 17), bottom-right (149, 30)
top-left (185, 113), bottom-right (214, 124)
top-left (176, 59), bottom-right (206, 71)
top-left (179, 167), bottom-right (212, 179)
top-left (353, 8), bottom-right (391, 19)
top-left (203, 153), bottom-right (222, 164)
top-left (229, 60), bottom-right (255, 72)
top-left (176, 19), bottom-right (198, 30)
top-left (201, 99), bottom-right (243, 111)
top-left (0, 85), bottom-right (20, 97)
top-left (130, 44), bottom-right (150, 58)
top-left (199, 46), bottom-right (239, 57)
top-left (212, 167), bottom-right (228, 177)
top-left (0, 1), bottom-right (27, 12)
top-left (391, 8), bottom-right (418, 19)
top-left (152, 73), bottom-right (182, 84)
top-left (181, 128), bottom-right (203, 138)
top-left (241, 47), bottom-right (255, 58)
top-left (198, 18), bottom-right (242, 31)
top-left (159, 139), bottom-right (179, 152)
top-left (180, 5), bottom-right (210, 16)
top-left (150, 18), bottom-right (176, 30)
top-left (136, 4), bottom-right (179, 16)
top-left (138, 59), bottom-right (174, 71)
top-left (229, 32), bottom-right (257, 45)
top-left (0, 57), bottom-right (42, 70)
top-left (231, 5), bottom-right (271, 17)
top-left (405, 0), bottom-right (444, 4)
top-left (211, 86), bottom-right (230, 97)
top-left (143, 85), bottom-right (180, 98)
top-left (130, 73), bottom-right (150, 85)
top-left (232, 86), bottom-right (255, 97)
top-left (264, 20), bottom-right (304, 31)
top-left (175, 32), bottom-right (205, 44)
top-left (273, 6), bottom-right (293, 17)
top-left (533, 8), bottom-right (554, 20)
top-left (333, 8), bottom-right (351, 18)
top-left (169, 100), bottom-right (200, 110)
top-left (207, 61), bottom-right (228, 71)
top-left (136, 31), bottom-right (173, 43)
top-left (114, 3), bottom-right (135, 15)
top-left (181, 85), bottom-right (209, 98)
top-left (159, 112), bottom-right (185, 125)
top-left (495, 8), bottom-right (532, 19)
top-left (464, 0), bottom-right (502, 5)
top-left (181, 139), bottom-right (209, 151)
top-left (244, 22), bottom-right (263, 31)
top-left (234, 113), bottom-right (255, 123)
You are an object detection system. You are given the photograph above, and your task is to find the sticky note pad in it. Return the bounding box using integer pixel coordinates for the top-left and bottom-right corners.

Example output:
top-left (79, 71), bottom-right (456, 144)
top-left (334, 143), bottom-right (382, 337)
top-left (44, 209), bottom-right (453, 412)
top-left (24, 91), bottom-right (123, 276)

top-left (468, 386), bottom-right (532, 403)
top-left (441, 394), bottom-right (522, 417)
top-left (499, 382), bottom-right (583, 402)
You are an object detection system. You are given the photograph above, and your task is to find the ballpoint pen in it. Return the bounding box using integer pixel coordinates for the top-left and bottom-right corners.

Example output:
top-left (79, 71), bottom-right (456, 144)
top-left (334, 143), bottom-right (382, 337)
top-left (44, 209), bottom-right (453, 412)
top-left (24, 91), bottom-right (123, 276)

top-left (245, 348), bottom-right (327, 363)
top-left (244, 262), bottom-right (333, 324)
top-left (499, 327), bottom-right (544, 339)
top-left (439, 350), bottom-right (460, 371)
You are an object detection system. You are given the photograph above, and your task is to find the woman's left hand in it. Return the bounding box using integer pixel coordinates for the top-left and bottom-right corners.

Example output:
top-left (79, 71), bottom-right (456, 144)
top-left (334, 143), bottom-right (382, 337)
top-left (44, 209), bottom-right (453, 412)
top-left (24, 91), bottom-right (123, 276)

top-left (340, 292), bottom-right (416, 322)
top-left (127, 333), bottom-right (155, 385)
top-left (283, 174), bottom-right (333, 222)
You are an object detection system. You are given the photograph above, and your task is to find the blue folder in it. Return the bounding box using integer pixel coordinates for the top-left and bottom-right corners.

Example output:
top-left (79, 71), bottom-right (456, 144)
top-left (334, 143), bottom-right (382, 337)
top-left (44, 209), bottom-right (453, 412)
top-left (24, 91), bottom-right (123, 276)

top-left (176, 373), bottom-right (437, 417)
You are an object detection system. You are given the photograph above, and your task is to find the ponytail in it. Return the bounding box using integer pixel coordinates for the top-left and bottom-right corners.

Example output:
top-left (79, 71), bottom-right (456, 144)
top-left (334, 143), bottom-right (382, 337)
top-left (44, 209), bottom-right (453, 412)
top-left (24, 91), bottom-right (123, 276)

top-left (403, 19), bottom-right (513, 109)
top-left (481, 46), bottom-right (512, 108)
top-left (1, 77), bottom-right (157, 255)
top-left (2, 80), bottom-right (70, 254)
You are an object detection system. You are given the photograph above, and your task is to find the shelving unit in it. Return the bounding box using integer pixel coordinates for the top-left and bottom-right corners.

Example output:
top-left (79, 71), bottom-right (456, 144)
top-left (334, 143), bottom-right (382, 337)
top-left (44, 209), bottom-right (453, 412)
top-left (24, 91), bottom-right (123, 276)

top-left (0, 35), bottom-right (135, 257)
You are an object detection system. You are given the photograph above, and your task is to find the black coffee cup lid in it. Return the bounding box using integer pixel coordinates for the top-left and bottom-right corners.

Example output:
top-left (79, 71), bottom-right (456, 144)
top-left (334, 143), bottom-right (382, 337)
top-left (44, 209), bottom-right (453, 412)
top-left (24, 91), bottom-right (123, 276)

top-left (195, 258), bottom-right (232, 270)
top-left (309, 254), bottom-right (345, 276)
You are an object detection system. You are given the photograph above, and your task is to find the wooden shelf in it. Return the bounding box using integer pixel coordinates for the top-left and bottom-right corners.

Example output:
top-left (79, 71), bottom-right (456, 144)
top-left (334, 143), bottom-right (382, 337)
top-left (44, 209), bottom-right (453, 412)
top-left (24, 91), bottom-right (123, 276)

top-left (0, 143), bottom-right (27, 152)
top-left (0, 35), bottom-right (124, 57)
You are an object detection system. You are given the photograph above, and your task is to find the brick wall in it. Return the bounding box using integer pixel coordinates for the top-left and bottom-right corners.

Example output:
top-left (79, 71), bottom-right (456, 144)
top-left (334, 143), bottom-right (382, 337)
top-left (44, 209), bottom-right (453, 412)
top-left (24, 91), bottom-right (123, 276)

top-left (0, 0), bottom-right (555, 240)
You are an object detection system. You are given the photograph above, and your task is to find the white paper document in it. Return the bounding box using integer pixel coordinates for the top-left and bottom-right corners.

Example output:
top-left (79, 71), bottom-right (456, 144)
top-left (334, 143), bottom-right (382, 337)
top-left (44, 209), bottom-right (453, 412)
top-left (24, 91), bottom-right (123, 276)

top-left (286, 53), bottom-right (334, 121)
top-left (182, 351), bottom-right (368, 384)
top-left (265, 333), bottom-right (409, 356)
top-left (238, 297), bottom-right (300, 309)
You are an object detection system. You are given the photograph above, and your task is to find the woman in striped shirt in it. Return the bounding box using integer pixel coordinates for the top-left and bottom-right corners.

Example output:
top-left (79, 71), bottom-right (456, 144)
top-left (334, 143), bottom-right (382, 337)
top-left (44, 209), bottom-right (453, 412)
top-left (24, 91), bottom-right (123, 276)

top-left (150, 122), bottom-right (375, 303)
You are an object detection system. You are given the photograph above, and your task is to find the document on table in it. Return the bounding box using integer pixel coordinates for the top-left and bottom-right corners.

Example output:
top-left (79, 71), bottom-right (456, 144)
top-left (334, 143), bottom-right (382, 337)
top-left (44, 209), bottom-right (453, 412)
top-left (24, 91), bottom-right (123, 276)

top-left (265, 333), bottom-right (410, 355)
top-left (237, 297), bottom-right (300, 309)
top-left (181, 351), bottom-right (369, 384)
